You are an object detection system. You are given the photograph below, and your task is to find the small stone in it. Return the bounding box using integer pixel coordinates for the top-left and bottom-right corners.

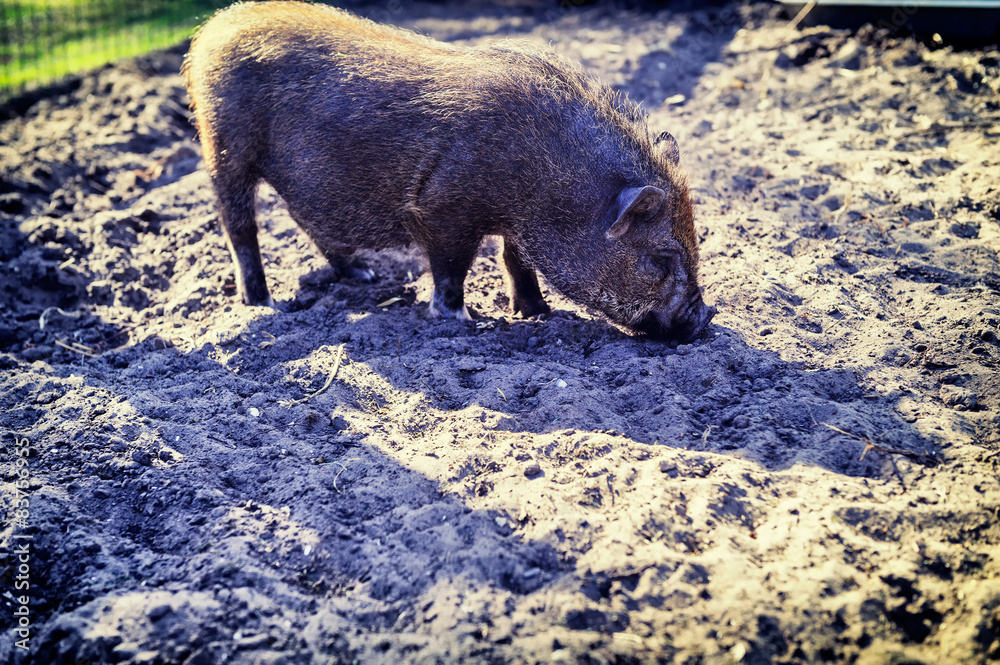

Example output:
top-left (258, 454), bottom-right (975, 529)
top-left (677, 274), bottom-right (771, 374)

top-left (235, 633), bottom-right (271, 650)
top-left (133, 652), bottom-right (161, 665)
top-left (523, 462), bottom-right (541, 477)
top-left (659, 460), bottom-right (677, 473)
top-left (112, 642), bottom-right (140, 662)
top-left (556, 379), bottom-right (568, 388)
top-left (93, 487), bottom-right (111, 500)
top-left (249, 407), bottom-right (261, 417)
top-left (34, 390), bottom-right (60, 404)
top-left (733, 415), bottom-right (750, 429)
top-left (147, 603), bottom-right (172, 621)
top-left (97, 453), bottom-right (114, 463)
top-left (455, 357), bottom-right (487, 372)
top-left (829, 38), bottom-right (861, 69)
top-left (527, 336), bottom-right (539, 348)
top-left (132, 450), bottom-right (153, 466)
top-left (758, 326), bottom-right (773, 336)
top-left (940, 385), bottom-right (977, 411)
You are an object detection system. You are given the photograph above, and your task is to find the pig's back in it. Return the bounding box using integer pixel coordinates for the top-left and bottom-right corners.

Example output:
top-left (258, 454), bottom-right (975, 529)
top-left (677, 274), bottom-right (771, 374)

top-left (185, 2), bottom-right (467, 247)
top-left (184, 1), bottom-right (660, 251)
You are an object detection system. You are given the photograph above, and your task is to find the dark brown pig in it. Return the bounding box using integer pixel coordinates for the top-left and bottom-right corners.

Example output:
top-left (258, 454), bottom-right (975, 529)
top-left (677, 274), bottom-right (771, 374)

top-left (183, 1), bottom-right (715, 341)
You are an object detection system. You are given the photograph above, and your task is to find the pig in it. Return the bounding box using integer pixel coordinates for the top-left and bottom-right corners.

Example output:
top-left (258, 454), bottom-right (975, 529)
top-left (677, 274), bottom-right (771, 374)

top-left (182, 1), bottom-right (715, 342)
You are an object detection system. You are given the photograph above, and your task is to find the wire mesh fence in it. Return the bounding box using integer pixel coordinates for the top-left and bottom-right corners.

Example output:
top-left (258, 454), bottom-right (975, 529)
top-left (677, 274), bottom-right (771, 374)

top-left (0, 0), bottom-right (224, 101)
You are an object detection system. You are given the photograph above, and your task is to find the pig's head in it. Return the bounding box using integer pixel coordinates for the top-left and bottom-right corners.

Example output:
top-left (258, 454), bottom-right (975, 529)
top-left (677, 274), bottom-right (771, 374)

top-left (586, 132), bottom-right (715, 343)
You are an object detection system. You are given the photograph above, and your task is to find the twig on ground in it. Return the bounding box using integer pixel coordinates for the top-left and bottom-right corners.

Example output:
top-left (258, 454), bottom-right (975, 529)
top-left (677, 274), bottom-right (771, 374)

top-left (100, 325), bottom-right (135, 346)
top-left (803, 401), bottom-right (819, 427)
top-left (207, 433), bottom-right (232, 447)
top-left (759, 0), bottom-right (817, 98)
top-left (833, 186), bottom-right (853, 226)
top-left (786, 0), bottom-right (817, 33)
top-left (54, 338), bottom-right (98, 358)
top-left (333, 457), bottom-right (361, 493)
top-left (280, 344), bottom-right (346, 407)
top-left (40, 307), bottom-right (82, 330)
top-left (613, 633), bottom-right (644, 645)
top-left (821, 422), bottom-right (939, 466)
top-left (860, 212), bottom-right (889, 238)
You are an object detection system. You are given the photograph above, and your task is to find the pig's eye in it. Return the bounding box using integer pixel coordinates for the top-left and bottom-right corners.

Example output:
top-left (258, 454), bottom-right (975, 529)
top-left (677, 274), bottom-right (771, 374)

top-left (652, 253), bottom-right (675, 274)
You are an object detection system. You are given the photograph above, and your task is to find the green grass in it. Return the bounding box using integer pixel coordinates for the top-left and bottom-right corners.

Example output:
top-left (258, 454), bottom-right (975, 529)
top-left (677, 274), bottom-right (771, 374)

top-left (0, 0), bottom-right (224, 98)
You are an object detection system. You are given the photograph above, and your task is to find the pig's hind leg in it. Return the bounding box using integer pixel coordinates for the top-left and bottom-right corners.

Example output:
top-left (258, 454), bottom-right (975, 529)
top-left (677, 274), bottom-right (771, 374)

top-left (502, 238), bottom-right (550, 318)
top-left (212, 174), bottom-right (272, 307)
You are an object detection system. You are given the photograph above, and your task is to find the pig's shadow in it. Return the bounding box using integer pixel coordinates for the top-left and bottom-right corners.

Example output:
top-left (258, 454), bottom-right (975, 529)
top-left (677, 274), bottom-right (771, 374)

top-left (234, 240), bottom-right (941, 482)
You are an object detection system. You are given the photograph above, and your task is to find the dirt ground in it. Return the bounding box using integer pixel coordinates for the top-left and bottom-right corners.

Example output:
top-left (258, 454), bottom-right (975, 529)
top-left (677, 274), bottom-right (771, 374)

top-left (2, 1), bottom-right (999, 663)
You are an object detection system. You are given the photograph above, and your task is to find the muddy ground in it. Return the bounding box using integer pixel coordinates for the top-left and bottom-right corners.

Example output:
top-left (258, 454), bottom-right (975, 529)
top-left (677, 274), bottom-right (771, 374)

top-left (1, 1), bottom-right (999, 663)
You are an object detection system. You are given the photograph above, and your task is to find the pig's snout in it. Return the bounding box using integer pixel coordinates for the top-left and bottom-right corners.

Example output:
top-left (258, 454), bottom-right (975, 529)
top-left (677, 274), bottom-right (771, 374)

top-left (636, 296), bottom-right (716, 343)
top-left (673, 298), bottom-right (715, 342)
top-left (694, 302), bottom-right (717, 337)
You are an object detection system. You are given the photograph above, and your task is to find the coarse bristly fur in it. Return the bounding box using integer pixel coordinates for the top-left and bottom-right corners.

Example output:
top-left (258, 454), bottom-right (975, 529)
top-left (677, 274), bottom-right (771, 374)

top-left (182, 0), bottom-right (715, 341)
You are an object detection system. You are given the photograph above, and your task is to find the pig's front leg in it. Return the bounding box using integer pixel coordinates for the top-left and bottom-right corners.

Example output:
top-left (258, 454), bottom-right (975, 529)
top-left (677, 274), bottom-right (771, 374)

top-left (427, 247), bottom-right (477, 321)
top-left (501, 238), bottom-right (550, 318)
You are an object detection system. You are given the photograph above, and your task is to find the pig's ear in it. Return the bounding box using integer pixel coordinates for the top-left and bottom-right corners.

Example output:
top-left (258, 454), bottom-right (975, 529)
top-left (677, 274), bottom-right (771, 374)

top-left (606, 186), bottom-right (666, 240)
top-left (654, 131), bottom-right (680, 164)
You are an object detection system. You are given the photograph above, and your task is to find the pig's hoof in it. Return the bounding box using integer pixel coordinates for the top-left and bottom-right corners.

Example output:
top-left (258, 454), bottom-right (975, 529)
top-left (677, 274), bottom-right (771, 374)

top-left (242, 293), bottom-right (275, 309)
top-left (429, 297), bottom-right (472, 321)
top-left (513, 298), bottom-right (551, 319)
top-left (342, 258), bottom-right (377, 283)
